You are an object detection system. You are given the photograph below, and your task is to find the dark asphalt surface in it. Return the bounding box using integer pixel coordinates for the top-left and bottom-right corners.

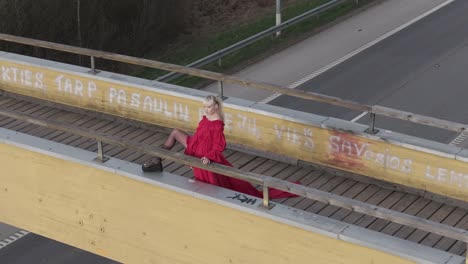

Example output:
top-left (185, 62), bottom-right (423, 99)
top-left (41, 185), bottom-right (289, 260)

top-left (271, 0), bottom-right (468, 143)
top-left (0, 233), bottom-right (118, 264)
top-left (3, 0), bottom-right (468, 263)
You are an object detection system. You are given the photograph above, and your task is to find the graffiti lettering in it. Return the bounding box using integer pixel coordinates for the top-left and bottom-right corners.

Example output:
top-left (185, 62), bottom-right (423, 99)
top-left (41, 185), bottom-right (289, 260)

top-left (224, 112), bottom-right (233, 131)
top-left (1, 66), bottom-right (45, 90)
top-left (425, 165), bottom-right (468, 188)
top-left (109, 88), bottom-right (189, 121)
top-left (236, 113), bottom-right (258, 138)
top-left (55, 75), bottom-right (96, 97)
top-left (274, 125), bottom-right (315, 150)
top-left (204, 109), bottom-right (259, 138)
top-left (329, 135), bottom-right (412, 173)
top-left (226, 193), bottom-right (257, 205)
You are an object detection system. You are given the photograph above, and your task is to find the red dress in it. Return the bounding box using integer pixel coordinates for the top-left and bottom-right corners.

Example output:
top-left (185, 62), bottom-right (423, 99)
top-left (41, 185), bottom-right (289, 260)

top-left (185, 116), bottom-right (297, 199)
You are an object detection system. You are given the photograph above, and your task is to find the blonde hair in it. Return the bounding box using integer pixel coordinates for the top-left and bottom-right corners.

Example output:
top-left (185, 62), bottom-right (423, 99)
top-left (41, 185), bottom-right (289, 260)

top-left (204, 95), bottom-right (224, 121)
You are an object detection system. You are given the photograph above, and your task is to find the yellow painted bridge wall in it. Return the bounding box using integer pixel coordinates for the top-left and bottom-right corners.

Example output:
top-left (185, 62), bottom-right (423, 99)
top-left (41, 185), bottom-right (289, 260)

top-left (0, 142), bottom-right (414, 264)
top-left (1, 58), bottom-right (468, 202)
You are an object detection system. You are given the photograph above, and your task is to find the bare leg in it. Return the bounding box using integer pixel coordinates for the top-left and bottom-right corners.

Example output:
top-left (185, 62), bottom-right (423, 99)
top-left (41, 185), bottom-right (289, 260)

top-left (143, 129), bottom-right (188, 171)
top-left (162, 129), bottom-right (188, 150)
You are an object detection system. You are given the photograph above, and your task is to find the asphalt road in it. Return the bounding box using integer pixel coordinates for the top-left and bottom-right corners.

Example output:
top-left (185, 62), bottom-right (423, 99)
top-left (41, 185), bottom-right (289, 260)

top-left (270, 0), bottom-right (467, 143)
top-left (0, 233), bottom-right (117, 264)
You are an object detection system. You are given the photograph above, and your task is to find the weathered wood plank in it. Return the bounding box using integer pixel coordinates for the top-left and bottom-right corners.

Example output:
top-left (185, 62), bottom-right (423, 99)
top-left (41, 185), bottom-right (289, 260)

top-left (419, 207), bottom-right (460, 248)
top-left (13, 105), bottom-right (48, 132)
top-left (260, 162), bottom-right (289, 179)
top-left (291, 174), bottom-right (339, 210)
top-left (0, 97), bottom-right (16, 107)
top-left (0, 101), bottom-right (33, 128)
top-left (330, 184), bottom-right (380, 221)
top-left (172, 162), bottom-right (193, 177)
top-left (446, 214), bottom-right (468, 255)
top-left (341, 188), bottom-right (393, 225)
top-left (18, 109), bottom-right (64, 138)
top-left (69, 120), bottom-right (112, 148)
top-left (354, 192), bottom-right (406, 228)
top-left (276, 167), bottom-right (321, 204)
top-left (167, 145), bottom-right (193, 175)
top-left (318, 181), bottom-right (368, 218)
top-left (99, 126), bottom-right (140, 156)
top-left (18, 107), bottom-right (56, 133)
top-left (393, 201), bottom-right (442, 240)
top-left (433, 209), bottom-right (467, 251)
top-left (306, 179), bottom-right (357, 214)
top-left (375, 194), bottom-right (419, 235)
top-left (251, 159), bottom-right (281, 175)
top-left (405, 205), bottom-right (454, 244)
top-left (382, 197), bottom-right (431, 236)
top-left (51, 115), bottom-right (93, 142)
top-left (230, 152), bottom-right (257, 168)
top-left (274, 166), bottom-right (302, 181)
top-left (125, 133), bottom-right (167, 162)
top-left (127, 134), bottom-right (168, 163)
top-left (2, 99), bottom-right (27, 110)
top-left (239, 156), bottom-right (268, 171)
top-left (113, 130), bottom-right (155, 160)
top-left (40, 112), bottom-right (74, 140)
top-left (281, 169), bottom-right (325, 207)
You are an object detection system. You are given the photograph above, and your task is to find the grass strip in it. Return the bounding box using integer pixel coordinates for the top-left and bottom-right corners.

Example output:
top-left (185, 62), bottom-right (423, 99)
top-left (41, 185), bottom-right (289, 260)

top-left (137, 0), bottom-right (376, 88)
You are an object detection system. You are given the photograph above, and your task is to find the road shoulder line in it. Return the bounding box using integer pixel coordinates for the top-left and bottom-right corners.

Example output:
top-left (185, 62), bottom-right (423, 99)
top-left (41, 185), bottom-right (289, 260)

top-left (259, 0), bottom-right (457, 105)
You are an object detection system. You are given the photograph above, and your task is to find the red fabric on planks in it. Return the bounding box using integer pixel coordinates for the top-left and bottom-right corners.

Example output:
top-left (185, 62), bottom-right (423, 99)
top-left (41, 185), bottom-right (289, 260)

top-left (185, 116), bottom-right (297, 199)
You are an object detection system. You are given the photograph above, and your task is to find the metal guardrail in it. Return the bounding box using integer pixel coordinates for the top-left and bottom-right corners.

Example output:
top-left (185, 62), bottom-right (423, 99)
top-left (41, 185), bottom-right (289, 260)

top-left (156, 0), bottom-right (347, 82)
top-left (1, 107), bottom-right (467, 247)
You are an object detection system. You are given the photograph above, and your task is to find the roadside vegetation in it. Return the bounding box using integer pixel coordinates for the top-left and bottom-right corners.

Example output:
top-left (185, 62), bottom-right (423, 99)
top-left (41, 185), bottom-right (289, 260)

top-left (137, 0), bottom-right (378, 88)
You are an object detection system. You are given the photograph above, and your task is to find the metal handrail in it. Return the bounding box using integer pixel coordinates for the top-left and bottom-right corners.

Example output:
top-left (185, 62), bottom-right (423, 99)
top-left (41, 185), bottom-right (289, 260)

top-left (1, 106), bottom-right (467, 245)
top-left (156, 0), bottom-right (347, 82)
top-left (1, 32), bottom-right (467, 135)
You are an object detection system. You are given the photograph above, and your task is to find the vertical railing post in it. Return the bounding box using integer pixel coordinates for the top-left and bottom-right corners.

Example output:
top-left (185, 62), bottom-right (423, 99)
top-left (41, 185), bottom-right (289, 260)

top-left (259, 184), bottom-right (274, 210)
top-left (94, 141), bottom-right (109, 162)
top-left (263, 185), bottom-right (270, 207)
top-left (365, 113), bottom-right (378, 134)
top-left (89, 56), bottom-right (99, 74)
top-left (218, 80), bottom-right (226, 99)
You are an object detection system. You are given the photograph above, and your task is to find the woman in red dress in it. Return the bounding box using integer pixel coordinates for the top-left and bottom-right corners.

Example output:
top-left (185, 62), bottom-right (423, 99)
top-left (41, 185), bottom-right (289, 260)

top-left (142, 95), bottom-right (296, 199)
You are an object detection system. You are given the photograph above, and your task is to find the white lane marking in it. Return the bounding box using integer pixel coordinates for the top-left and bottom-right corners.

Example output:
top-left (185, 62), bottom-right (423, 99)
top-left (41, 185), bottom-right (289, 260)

top-left (258, 0), bottom-right (457, 104)
top-left (351, 111), bottom-right (368, 123)
top-left (0, 230), bottom-right (30, 250)
top-left (450, 132), bottom-right (468, 146)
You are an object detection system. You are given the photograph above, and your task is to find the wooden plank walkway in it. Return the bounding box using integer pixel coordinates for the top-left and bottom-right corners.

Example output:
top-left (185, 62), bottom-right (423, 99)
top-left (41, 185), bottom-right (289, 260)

top-left (0, 94), bottom-right (467, 256)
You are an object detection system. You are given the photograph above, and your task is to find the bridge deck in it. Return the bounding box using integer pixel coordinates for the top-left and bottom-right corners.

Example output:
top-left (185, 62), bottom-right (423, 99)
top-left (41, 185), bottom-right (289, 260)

top-left (0, 93), bottom-right (467, 257)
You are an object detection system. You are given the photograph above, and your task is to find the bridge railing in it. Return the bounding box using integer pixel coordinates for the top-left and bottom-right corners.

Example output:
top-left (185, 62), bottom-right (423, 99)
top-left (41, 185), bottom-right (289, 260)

top-left (1, 106), bottom-right (467, 249)
top-left (0, 33), bottom-right (467, 136)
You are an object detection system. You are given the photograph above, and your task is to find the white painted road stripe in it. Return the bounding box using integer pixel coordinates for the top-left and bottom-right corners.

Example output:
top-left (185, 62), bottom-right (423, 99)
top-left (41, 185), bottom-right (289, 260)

top-left (450, 132), bottom-right (468, 146)
top-left (0, 230), bottom-right (30, 250)
top-left (350, 111), bottom-right (368, 123)
top-left (259, 0), bottom-right (457, 104)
